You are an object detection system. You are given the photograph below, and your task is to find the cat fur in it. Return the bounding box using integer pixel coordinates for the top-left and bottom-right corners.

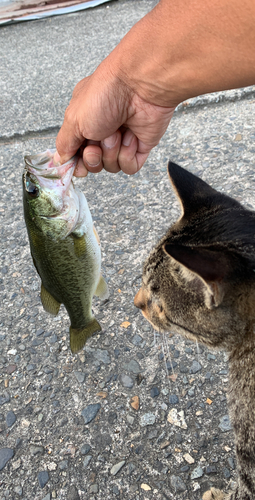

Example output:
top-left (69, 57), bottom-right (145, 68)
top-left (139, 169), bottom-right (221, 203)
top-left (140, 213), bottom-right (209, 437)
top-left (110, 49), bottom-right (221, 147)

top-left (134, 162), bottom-right (255, 500)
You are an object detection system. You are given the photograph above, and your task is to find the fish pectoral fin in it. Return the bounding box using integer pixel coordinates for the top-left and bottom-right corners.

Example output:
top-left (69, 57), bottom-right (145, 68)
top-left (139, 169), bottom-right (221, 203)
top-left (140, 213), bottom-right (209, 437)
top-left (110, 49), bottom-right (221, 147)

top-left (95, 275), bottom-right (109, 300)
top-left (72, 234), bottom-right (86, 258)
top-left (40, 283), bottom-right (61, 316)
top-left (70, 319), bottom-right (101, 354)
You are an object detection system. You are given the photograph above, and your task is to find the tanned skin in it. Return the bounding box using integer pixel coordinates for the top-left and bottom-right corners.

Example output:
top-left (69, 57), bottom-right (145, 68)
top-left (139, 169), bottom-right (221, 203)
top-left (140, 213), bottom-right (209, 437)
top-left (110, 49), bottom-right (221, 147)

top-left (56, 0), bottom-right (255, 176)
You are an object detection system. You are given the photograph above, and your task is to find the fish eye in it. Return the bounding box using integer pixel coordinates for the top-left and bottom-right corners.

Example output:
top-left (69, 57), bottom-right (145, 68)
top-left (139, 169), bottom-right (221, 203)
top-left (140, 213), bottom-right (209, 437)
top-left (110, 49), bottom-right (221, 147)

top-left (25, 174), bottom-right (39, 198)
top-left (26, 182), bottom-right (39, 198)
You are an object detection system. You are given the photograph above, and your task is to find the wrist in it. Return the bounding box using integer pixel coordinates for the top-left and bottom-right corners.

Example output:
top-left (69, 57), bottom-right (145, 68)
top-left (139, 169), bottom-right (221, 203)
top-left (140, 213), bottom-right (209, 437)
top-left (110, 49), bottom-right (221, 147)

top-left (107, 0), bottom-right (255, 107)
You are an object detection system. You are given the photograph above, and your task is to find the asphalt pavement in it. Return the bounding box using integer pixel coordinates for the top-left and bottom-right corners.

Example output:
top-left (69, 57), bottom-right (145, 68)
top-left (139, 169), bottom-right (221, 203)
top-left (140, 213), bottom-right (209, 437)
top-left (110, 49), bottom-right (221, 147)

top-left (1, 1), bottom-right (255, 499)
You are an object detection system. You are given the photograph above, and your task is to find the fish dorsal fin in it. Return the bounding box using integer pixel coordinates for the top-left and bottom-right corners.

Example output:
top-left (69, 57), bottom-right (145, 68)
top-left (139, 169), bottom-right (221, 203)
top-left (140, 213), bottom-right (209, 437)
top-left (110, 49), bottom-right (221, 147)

top-left (93, 224), bottom-right (101, 245)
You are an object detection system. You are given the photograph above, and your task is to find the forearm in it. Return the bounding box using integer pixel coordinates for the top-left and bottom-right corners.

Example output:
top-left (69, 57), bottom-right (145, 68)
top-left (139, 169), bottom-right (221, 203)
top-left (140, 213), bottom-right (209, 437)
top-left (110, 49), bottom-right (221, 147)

top-left (106, 0), bottom-right (255, 107)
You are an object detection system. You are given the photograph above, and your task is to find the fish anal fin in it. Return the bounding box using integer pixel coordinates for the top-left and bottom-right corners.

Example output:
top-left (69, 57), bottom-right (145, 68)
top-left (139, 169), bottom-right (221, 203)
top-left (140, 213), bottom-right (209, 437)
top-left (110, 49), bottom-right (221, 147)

top-left (41, 283), bottom-right (61, 316)
top-left (70, 318), bottom-right (101, 354)
top-left (95, 275), bottom-right (109, 300)
top-left (72, 234), bottom-right (86, 258)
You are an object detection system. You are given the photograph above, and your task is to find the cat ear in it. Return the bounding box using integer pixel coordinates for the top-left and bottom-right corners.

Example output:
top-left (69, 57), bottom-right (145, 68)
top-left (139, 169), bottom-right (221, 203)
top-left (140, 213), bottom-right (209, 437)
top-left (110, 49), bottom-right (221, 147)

top-left (167, 161), bottom-right (237, 217)
top-left (164, 243), bottom-right (228, 307)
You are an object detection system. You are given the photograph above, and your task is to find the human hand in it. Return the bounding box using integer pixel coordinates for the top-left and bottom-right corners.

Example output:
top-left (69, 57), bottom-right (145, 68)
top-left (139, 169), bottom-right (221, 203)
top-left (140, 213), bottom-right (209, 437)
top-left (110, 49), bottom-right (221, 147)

top-left (55, 58), bottom-right (175, 176)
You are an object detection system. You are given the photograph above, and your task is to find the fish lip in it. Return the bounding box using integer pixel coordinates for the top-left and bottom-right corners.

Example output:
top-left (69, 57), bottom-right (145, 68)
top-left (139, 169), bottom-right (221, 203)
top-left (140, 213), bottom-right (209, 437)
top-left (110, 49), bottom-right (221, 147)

top-left (24, 149), bottom-right (55, 169)
top-left (24, 149), bottom-right (78, 194)
top-left (24, 148), bottom-right (78, 177)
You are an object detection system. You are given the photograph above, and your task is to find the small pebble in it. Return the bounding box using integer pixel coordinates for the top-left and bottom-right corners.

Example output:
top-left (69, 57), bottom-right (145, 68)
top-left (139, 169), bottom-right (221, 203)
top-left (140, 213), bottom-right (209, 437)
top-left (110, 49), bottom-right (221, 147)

top-left (183, 453), bottom-right (194, 464)
top-left (169, 394), bottom-right (179, 405)
top-left (67, 485), bottom-right (80, 500)
top-left (7, 349), bottom-right (17, 355)
top-left (191, 466), bottom-right (204, 479)
top-left (189, 361), bottom-right (202, 374)
top-left (170, 475), bottom-right (187, 492)
top-left (80, 444), bottom-right (91, 455)
top-left (120, 374), bottom-right (133, 389)
top-left (81, 404), bottom-right (101, 424)
top-left (173, 349), bottom-right (180, 358)
top-left (219, 415), bottom-right (232, 432)
top-left (89, 484), bottom-right (99, 493)
top-left (188, 387), bottom-right (195, 397)
top-left (207, 353), bottom-right (216, 361)
top-left (36, 328), bottom-right (44, 336)
top-left (140, 413), bottom-right (156, 427)
top-left (38, 470), bottom-right (49, 488)
top-left (27, 364), bottom-right (36, 371)
top-left (179, 362), bottom-right (189, 373)
top-left (83, 455), bottom-right (92, 467)
top-left (110, 460), bottom-right (125, 475)
top-left (0, 391), bottom-right (10, 405)
top-left (30, 445), bottom-right (44, 456)
top-left (175, 433), bottom-right (183, 444)
top-left (180, 465), bottom-right (190, 472)
top-left (227, 457), bottom-right (235, 470)
top-left (112, 485), bottom-right (120, 495)
top-left (58, 460), bottom-right (68, 470)
top-left (123, 359), bottom-right (141, 374)
top-left (223, 467), bottom-right (231, 479)
top-left (93, 349), bottom-right (110, 364)
top-left (13, 486), bottom-right (23, 496)
top-left (74, 371), bottom-right (85, 383)
top-left (205, 465), bottom-right (217, 474)
top-left (0, 448), bottom-right (14, 471)
top-left (219, 369), bottom-right (228, 375)
top-left (185, 347), bottom-right (193, 354)
top-left (32, 338), bottom-right (44, 346)
top-left (49, 334), bottom-right (58, 343)
top-left (131, 334), bottom-right (142, 345)
top-left (150, 386), bottom-right (159, 398)
top-left (42, 494), bottom-right (51, 500)
top-left (6, 410), bottom-right (16, 427)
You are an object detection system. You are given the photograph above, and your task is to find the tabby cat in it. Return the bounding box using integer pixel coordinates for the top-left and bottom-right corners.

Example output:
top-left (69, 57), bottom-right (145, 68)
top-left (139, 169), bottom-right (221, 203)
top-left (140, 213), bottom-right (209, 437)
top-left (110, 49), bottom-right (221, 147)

top-left (134, 162), bottom-right (255, 500)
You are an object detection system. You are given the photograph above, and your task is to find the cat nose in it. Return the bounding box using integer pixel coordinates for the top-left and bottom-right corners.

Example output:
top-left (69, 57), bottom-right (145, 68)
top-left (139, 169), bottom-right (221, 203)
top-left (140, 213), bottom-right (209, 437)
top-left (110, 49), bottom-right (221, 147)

top-left (134, 289), bottom-right (146, 310)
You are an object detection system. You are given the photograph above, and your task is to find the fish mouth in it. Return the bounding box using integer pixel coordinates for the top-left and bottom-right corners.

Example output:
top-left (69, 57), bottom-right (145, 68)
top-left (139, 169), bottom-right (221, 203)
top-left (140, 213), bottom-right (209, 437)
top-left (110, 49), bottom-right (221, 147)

top-left (24, 149), bottom-right (78, 195)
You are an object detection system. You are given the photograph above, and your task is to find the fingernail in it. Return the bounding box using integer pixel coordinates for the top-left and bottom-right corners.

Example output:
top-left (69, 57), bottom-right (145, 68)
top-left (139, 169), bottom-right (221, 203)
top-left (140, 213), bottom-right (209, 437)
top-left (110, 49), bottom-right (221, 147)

top-left (122, 130), bottom-right (133, 147)
top-left (103, 133), bottom-right (118, 148)
top-left (53, 151), bottom-right (61, 164)
top-left (84, 153), bottom-right (101, 167)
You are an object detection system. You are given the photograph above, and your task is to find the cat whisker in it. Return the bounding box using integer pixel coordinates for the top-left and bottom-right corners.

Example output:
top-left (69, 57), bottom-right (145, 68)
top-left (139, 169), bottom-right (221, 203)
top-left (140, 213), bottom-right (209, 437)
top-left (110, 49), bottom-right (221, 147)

top-left (196, 339), bottom-right (200, 364)
top-left (165, 332), bottom-right (176, 377)
top-left (161, 331), bottom-right (174, 387)
top-left (153, 329), bottom-right (158, 348)
top-left (161, 334), bottom-right (171, 385)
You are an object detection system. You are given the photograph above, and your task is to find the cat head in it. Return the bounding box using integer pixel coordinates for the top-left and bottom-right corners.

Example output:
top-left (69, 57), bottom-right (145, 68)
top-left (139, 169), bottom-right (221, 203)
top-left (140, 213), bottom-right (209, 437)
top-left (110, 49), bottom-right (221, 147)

top-left (134, 162), bottom-right (255, 350)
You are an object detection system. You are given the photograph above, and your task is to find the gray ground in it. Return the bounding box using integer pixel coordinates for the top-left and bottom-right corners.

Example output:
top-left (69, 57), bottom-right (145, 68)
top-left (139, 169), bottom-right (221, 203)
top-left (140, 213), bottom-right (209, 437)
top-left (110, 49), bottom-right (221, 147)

top-left (1, 1), bottom-right (255, 499)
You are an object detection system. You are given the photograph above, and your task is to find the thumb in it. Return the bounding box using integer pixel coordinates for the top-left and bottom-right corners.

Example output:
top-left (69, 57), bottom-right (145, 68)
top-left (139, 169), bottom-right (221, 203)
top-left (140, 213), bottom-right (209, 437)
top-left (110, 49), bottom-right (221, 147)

top-left (55, 111), bottom-right (85, 164)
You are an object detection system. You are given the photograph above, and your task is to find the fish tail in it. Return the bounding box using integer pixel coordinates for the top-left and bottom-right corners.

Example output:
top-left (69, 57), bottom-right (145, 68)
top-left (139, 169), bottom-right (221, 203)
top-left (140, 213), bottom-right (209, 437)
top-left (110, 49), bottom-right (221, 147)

top-left (70, 318), bottom-right (101, 354)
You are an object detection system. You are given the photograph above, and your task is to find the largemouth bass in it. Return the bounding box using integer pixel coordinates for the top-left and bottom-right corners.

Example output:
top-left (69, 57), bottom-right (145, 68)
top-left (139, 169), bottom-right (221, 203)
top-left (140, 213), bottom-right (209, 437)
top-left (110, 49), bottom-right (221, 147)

top-left (23, 149), bottom-right (109, 354)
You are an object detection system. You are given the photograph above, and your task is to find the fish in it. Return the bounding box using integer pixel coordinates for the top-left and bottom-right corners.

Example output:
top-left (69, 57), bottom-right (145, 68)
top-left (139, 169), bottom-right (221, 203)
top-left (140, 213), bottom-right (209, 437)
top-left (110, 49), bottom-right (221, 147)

top-left (22, 149), bottom-right (109, 354)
